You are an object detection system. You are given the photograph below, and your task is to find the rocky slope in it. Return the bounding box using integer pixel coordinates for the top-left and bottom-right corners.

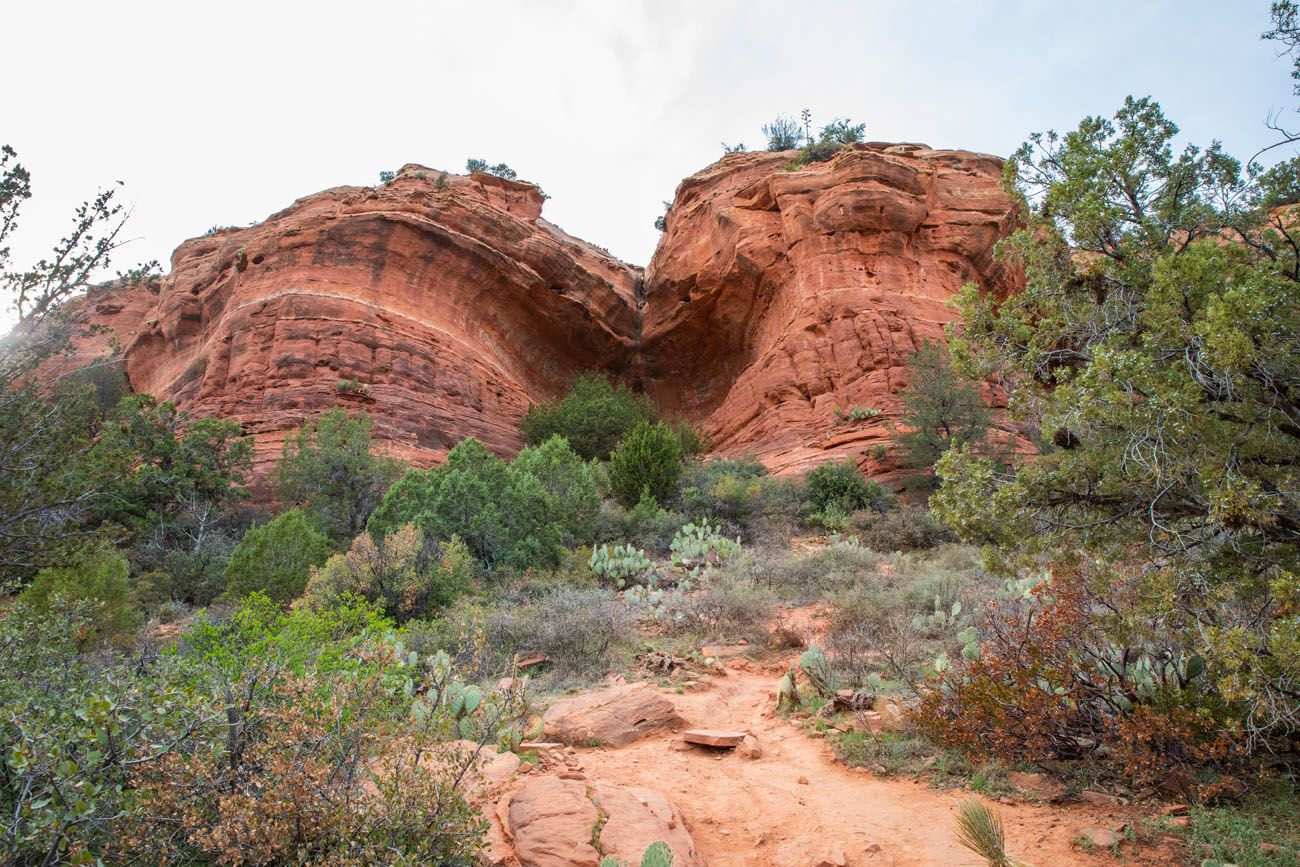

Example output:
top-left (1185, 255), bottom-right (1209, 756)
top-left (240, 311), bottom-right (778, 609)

top-left (42, 145), bottom-right (1019, 482)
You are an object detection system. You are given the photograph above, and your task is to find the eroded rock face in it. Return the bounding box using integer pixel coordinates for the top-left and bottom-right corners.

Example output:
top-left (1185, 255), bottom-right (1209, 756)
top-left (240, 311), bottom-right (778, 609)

top-left (42, 165), bottom-right (641, 480)
top-left (40, 144), bottom-right (1019, 485)
top-left (639, 143), bottom-right (1019, 477)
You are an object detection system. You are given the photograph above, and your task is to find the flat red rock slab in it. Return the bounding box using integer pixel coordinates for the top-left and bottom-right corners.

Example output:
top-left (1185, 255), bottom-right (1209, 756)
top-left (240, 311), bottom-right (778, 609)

top-left (682, 729), bottom-right (748, 748)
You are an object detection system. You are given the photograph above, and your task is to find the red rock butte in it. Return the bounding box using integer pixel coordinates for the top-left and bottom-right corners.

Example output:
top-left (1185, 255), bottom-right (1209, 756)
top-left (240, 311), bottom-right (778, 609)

top-left (40, 144), bottom-right (1020, 484)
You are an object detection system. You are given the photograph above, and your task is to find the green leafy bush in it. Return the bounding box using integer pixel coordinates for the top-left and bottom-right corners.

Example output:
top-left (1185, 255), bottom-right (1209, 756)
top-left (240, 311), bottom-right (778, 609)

top-left (802, 460), bottom-right (892, 522)
top-left (18, 547), bottom-right (138, 643)
top-left (224, 509), bottom-right (332, 602)
top-left (298, 525), bottom-right (477, 620)
top-left (0, 590), bottom-right (513, 865)
top-left (511, 435), bottom-right (602, 543)
top-left (273, 408), bottom-right (401, 541)
top-left (520, 374), bottom-right (655, 460)
top-left (368, 437), bottom-right (598, 571)
top-left (608, 422), bottom-right (684, 508)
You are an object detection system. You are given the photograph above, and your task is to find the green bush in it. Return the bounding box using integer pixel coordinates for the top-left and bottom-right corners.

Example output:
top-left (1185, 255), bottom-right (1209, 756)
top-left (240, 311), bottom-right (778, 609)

top-left (511, 435), bottom-right (602, 543)
top-left (273, 408), bottom-right (402, 541)
top-left (593, 492), bottom-right (689, 556)
top-left (368, 436), bottom-right (598, 571)
top-left (608, 422), bottom-right (684, 509)
top-left (802, 460), bottom-right (892, 519)
top-left (18, 548), bottom-right (139, 643)
top-left (224, 509), bottom-right (332, 602)
top-left (297, 525), bottom-right (477, 620)
top-left (520, 374), bottom-right (655, 460)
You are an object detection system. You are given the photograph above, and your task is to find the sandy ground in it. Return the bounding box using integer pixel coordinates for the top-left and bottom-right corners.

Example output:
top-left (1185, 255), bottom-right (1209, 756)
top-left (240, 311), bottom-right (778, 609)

top-left (554, 652), bottom-right (1181, 866)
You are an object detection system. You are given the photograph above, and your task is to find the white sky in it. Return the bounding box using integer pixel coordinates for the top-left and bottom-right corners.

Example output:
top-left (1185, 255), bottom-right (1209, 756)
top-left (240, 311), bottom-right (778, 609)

top-left (5, 0), bottom-right (1297, 320)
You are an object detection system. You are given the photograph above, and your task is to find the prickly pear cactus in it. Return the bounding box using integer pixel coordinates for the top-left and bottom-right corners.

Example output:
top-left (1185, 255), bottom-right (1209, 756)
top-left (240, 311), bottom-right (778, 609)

top-left (590, 543), bottom-right (653, 588)
top-left (799, 645), bottom-right (833, 696)
top-left (641, 841), bottom-right (673, 867)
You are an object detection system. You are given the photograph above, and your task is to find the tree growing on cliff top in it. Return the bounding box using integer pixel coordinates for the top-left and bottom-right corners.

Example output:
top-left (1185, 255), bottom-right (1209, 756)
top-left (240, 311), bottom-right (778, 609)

top-left (465, 157), bottom-right (517, 180)
top-left (763, 114), bottom-right (802, 151)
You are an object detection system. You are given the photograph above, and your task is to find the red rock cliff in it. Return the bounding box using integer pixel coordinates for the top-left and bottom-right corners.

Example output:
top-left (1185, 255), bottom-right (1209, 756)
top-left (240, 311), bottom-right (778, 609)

top-left (41, 145), bottom-right (1019, 484)
top-left (639, 143), bottom-right (1019, 476)
top-left (42, 165), bottom-right (642, 478)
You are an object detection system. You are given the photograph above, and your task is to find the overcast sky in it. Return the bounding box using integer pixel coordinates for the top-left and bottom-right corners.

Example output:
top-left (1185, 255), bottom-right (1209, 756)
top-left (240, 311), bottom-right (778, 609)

top-left (5, 0), bottom-right (1296, 315)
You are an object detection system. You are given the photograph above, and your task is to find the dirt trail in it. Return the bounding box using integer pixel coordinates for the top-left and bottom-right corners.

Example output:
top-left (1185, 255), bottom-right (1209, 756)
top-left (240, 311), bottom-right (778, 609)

top-left (558, 654), bottom-right (1170, 866)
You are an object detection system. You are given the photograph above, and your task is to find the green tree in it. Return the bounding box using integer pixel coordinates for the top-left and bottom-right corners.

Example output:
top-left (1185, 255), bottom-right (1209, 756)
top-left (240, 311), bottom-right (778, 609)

top-left (520, 373), bottom-right (655, 460)
top-left (892, 341), bottom-right (989, 472)
top-left (512, 435), bottom-right (602, 544)
top-left (273, 408), bottom-right (401, 541)
top-left (802, 460), bottom-right (890, 516)
top-left (763, 114), bottom-right (802, 151)
top-left (366, 436), bottom-right (592, 570)
top-left (607, 421), bottom-right (683, 508)
top-left (934, 95), bottom-right (1300, 747)
top-left (18, 547), bottom-right (138, 644)
top-left (465, 158), bottom-right (518, 180)
top-left (0, 145), bottom-right (153, 583)
top-left (224, 509), bottom-right (332, 602)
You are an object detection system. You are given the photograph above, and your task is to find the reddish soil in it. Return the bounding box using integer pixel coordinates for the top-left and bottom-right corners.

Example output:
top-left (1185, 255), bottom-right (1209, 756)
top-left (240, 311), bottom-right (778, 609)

top-left (549, 650), bottom-right (1183, 866)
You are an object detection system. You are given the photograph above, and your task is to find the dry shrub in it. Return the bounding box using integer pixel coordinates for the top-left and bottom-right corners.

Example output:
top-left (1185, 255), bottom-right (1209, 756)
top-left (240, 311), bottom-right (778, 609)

top-left (912, 564), bottom-right (1247, 787)
top-left (669, 576), bottom-right (776, 644)
top-left (848, 505), bottom-right (956, 552)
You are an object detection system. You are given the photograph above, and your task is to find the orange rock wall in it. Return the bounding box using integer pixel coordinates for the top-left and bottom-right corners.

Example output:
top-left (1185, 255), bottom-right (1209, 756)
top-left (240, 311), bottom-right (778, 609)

top-left (640, 144), bottom-right (1019, 476)
top-left (41, 146), bottom-right (1019, 485)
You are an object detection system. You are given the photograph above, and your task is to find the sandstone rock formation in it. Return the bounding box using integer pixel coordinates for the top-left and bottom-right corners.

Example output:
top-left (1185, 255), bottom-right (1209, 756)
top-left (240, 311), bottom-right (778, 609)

top-left (40, 144), bottom-right (1019, 485)
top-left (42, 165), bottom-right (641, 480)
top-left (639, 143), bottom-right (1020, 477)
top-left (503, 775), bottom-right (701, 867)
top-left (542, 681), bottom-right (682, 747)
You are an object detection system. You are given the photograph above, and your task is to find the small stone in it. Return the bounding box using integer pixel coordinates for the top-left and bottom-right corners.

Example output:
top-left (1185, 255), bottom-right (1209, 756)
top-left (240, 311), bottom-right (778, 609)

top-left (518, 761), bottom-right (535, 774)
top-left (1078, 827), bottom-right (1122, 848)
top-left (740, 734), bottom-right (762, 760)
top-left (1080, 789), bottom-right (1125, 807)
top-left (797, 776), bottom-right (810, 785)
top-left (514, 652), bottom-right (548, 669)
top-left (1008, 771), bottom-right (1066, 800)
top-left (683, 729), bottom-right (748, 748)
top-left (1160, 803), bottom-right (1190, 817)
top-left (559, 771), bottom-right (586, 781)
top-left (814, 842), bottom-right (847, 867)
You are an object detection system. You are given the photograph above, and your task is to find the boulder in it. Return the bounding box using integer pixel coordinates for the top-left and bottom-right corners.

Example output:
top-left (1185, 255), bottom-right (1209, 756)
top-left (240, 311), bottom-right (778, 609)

top-left (504, 776), bottom-right (701, 867)
top-left (590, 780), bottom-right (703, 867)
top-left (543, 681), bottom-right (681, 747)
top-left (507, 776), bottom-right (601, 867)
